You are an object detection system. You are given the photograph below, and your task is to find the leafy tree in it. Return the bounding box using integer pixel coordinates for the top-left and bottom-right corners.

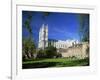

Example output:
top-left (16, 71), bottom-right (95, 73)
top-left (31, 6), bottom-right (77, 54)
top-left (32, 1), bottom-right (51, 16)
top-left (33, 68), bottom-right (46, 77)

top-left (24, 13), bottom-right (33, 37)
top-left (22, 12), bottom-right (37, 60)
top-left (22, 37), bottom-right (36, 60)
top-left (45, 46), bottom-right (57, 58)
top-left (78, 14), bottom-right (89, 42)
top-left (36, 46), bottom-right (58, 58)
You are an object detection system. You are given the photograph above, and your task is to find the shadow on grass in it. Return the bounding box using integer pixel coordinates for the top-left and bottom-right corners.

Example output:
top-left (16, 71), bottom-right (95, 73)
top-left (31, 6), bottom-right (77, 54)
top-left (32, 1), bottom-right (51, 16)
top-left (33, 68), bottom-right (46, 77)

top-left (22, 58), bottom-right (89, 69)
top-left (22, 62), bottom-right (60, 69)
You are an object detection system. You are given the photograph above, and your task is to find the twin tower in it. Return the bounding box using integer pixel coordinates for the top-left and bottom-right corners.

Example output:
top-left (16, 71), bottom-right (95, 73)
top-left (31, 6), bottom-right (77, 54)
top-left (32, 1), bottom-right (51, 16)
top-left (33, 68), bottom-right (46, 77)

top-left (38, 24), bottom-right (48, 49)
top-left (38, 24), bottom-right (79, 50)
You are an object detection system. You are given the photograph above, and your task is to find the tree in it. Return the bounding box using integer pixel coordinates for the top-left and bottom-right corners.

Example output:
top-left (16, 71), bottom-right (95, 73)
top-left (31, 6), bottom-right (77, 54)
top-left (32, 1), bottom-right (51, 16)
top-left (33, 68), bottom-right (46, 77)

top-left (24, 13), bottom-right (33, 37)
top-left (22, 12), bottom-right (37, 60)
top-left (37, 49), bottom-right (46, 58)
top-left (22, 37), bottom-right (36, 60)
top-left (45, 46), bottom-right (57, 58)
top-left (36, 46), bottom-right (58, 58)
top-left (78, 14), bottom-right (89, 42)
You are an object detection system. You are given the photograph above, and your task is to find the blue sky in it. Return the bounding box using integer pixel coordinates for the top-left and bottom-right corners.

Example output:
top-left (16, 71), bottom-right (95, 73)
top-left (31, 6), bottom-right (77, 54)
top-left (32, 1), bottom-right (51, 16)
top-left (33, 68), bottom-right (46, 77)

top-left (22, 11), bottom-right (89, 46)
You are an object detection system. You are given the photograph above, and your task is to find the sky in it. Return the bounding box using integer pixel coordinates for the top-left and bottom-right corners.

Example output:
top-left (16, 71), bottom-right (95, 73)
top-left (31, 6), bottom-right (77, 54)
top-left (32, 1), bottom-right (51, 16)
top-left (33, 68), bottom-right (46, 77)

top-left (22, 11), bottom-right (89, 46)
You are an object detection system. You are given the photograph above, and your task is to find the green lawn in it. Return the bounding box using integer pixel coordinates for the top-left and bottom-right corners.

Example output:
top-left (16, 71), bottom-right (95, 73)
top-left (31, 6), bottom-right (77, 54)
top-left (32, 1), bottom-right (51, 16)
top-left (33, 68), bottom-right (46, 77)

top-left (22, 58), bottom-right (89, 69)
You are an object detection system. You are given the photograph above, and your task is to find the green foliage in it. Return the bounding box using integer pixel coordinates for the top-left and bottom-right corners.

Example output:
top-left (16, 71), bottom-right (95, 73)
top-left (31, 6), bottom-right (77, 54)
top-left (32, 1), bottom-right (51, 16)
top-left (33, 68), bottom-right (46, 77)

top-left (24, 14), bottom-right (33, 36)
top-left (37, 49), bottom-right (46, 58)
top-left (22, 13), bottom-right (36, 60)
top-left (45, 46), bottom-right (57, 58)
top-left (78, 14), bottom-right (89, 42)
top-left (22, 37), bottom-right (36, 59)
top-left (56, 52), bottom-right (62, 58)
top-left (36, 46), bottom-right (59, 58)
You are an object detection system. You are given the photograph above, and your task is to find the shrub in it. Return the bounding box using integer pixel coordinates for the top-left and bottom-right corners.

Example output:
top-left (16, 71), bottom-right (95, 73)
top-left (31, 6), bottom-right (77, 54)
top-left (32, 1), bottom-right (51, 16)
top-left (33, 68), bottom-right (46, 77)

top-left (56, 53), bottom-right (62, 58)
top-left (36, 46), bottom-right (61, 58)
top-left (36, 46), bottom-right (58, 58)
top-left (45, 46), bottom-right (57, 58)
top-left (37, 49), bottom-right (46, 58)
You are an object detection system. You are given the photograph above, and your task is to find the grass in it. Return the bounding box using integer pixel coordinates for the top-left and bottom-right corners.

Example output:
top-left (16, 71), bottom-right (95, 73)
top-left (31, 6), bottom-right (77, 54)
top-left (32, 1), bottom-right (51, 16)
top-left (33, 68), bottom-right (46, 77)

top-left (22, 57), bottom-right (89, 69)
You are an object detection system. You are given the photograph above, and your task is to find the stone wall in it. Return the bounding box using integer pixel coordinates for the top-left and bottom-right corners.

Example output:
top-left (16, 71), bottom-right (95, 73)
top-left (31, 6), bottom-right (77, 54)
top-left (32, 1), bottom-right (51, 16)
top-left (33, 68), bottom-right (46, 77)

top-left (58, 42), bottom-right (89, 59)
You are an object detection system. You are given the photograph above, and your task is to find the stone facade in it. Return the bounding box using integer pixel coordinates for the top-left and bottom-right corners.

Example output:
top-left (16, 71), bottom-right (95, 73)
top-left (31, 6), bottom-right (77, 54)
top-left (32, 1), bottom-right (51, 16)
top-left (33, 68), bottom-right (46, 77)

top-left (58, 42), bottom-right (89, 59)
top-left (38, 24), bottom-right (89, 59)
top-left (38, 24), bottom-right (48, 49)
top-left (48, 39), bottom-right (79, 50)
top-left (55, 40), bottom-right (79, 49)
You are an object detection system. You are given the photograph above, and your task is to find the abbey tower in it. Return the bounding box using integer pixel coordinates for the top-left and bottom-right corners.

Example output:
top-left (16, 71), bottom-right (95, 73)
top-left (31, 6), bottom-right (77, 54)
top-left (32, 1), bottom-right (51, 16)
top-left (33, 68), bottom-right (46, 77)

top-left (38, 24), bottom-right (48, 49)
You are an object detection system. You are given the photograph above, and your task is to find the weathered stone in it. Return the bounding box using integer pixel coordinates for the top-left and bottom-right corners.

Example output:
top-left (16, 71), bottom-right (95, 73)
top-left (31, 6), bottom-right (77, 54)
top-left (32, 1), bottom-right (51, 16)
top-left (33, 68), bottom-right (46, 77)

top-left (59, 42), bottom-right (89, 59)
